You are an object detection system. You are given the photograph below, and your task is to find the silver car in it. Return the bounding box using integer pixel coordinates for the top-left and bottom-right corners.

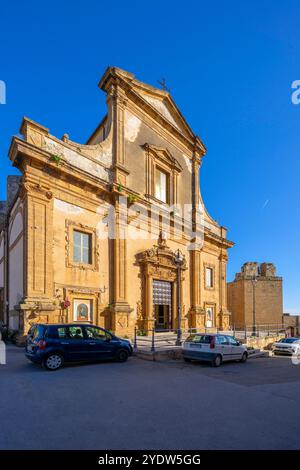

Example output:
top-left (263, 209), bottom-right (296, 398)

top-left (272, 337), bottom-right (300, 356)
top-left (182, 333), bottom-right (248, 367)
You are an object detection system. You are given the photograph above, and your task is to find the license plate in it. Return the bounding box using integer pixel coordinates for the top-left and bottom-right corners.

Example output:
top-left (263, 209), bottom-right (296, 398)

top-left (27, 345), bottom-right (33, 352)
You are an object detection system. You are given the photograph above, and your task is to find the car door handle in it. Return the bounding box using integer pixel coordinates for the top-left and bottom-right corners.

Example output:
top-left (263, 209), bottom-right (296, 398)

top-left (88, 342), bottom-right (97, 345)
top-left (61, 342), bottom-right (69, 345)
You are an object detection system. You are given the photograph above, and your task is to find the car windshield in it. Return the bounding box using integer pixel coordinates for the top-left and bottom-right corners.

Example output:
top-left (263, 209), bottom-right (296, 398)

top-left (280, 338), bottom-right (299, 344)
top-left (185, 335), bottom-right (211, 344)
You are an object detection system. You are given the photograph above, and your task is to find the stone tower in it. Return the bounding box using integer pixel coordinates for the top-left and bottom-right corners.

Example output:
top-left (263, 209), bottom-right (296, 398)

top-left (227, 262), bottom-right (283, 328)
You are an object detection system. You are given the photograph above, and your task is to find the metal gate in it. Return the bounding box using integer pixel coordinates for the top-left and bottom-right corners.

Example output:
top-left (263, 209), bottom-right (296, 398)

top-left (153, 280), bottom-right (172, 330)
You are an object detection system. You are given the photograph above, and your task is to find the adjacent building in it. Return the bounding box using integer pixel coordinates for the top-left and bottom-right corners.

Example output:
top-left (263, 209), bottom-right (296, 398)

top-left (283, 313), bottom-right (300, 337)
top-left (227, 262), bottom-right (283, 329)
top-left (0, 67), bottom-right (234, 340)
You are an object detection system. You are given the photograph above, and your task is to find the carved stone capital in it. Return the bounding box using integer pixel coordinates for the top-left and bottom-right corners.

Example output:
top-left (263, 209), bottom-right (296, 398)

top-left (22, 181), bottom-right (53, 200)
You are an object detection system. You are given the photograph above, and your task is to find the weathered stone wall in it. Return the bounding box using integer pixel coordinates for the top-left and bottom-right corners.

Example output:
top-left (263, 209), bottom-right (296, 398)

top-left (227, 262), bottom-right (283, 328)
top-left (125, 115), bottom-right (193, 206)
top-left (227, 279), bottom-right (245, 327)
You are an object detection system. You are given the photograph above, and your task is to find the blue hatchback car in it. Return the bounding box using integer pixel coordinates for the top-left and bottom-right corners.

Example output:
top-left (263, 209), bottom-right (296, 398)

top-left (25, 323), bottom-right (133, 370)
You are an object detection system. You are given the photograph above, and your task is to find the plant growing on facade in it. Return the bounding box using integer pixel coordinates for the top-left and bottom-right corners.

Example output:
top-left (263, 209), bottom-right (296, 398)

top-left (128, 194), bottom-right (137, 205)
top-left (50, 154), bottom-right (62, 165)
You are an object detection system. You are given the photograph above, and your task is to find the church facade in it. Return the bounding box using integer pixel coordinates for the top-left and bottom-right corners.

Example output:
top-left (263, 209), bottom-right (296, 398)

top-left (0, 67), bottom-right (233, 340)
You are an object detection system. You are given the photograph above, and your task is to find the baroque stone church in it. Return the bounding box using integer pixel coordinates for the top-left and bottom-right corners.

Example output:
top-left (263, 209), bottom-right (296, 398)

top-left (0, 67), bottom-right (234, 340)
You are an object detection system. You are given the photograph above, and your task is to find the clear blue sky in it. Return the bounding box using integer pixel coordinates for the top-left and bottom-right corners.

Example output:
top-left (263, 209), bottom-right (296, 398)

top-left (0, 0), bottom-right (299, 313)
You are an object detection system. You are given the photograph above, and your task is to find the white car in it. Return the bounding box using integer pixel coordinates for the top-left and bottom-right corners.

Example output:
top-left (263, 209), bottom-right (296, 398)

top-left (272, 337), bottom-right (300, 356)
top-left (182, 333), bottom-right (248, 367)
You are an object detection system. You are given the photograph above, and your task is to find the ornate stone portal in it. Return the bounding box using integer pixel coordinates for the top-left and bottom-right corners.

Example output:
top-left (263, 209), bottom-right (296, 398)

top-left (136, 233), bottom-right (187, 332)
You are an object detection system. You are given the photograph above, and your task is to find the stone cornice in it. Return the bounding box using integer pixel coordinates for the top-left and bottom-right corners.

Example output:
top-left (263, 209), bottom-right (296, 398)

top-left (234, 275), bottom-right (283, 282)
top-left (204, 229), bottom-right (234, 249)
top-left (9, 137), bottom-right (111, 198)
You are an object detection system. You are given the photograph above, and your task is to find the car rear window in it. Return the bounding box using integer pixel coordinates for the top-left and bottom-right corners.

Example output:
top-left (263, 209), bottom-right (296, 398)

top-left (185, 335), bottom-right (211, 344)
top-left (29, 324), bottom-right (45, 339)
top-left (27, 325), bottom-right (36, 336)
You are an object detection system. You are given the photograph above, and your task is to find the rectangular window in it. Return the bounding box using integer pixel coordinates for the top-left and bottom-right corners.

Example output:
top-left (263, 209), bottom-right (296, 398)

top-left (205, 267), bottom-right (213, 288)
top-left (216, 335), bottom-right (228, 345)
top-left (68, 326), bottom-right (84, 339)
top-left (57, 327), bottom-right (68, 339)
top-left (73, 230), bottom-right (92, 264)
top-left (85, 326), bottom-right (108, 341)
top-left (155, 168), bottom-right (168, 203)
top-left (185, 334), bottom-right (211, 344)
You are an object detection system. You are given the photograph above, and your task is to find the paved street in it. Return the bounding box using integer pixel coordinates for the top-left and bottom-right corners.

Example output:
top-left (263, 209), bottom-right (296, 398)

top-left (0, 345), bottom-right (300, 450)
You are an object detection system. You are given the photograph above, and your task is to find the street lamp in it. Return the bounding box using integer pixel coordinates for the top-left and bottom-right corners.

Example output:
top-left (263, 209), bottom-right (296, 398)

top-left (251, 276), bottom-right (258, 336)
top-left (174, 249), bottom-right (184, 346)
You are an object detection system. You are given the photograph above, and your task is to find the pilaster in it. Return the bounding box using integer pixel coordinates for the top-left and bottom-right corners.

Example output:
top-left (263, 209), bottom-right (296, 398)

top-left (107, 82), bottom-right (129, 187)
top-left (110, 200), bottom-right (133, 336)
top-left (17, 178), bottom-right (55, 335)
top-left (218, 249), bottom-right (231, 330)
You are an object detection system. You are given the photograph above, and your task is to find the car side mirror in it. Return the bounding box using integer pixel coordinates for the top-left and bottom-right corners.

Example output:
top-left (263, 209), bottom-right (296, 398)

top-left (236, 341), bottom-right (241, 346)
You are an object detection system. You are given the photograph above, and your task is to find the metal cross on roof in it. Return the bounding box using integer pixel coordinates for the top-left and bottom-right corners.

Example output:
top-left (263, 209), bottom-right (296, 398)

top-left (157, 78), bottom-right (170, 93)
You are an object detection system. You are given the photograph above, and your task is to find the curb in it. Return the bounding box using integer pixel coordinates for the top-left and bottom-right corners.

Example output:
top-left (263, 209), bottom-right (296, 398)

top-left (134, 348), bottom-right (270, 362)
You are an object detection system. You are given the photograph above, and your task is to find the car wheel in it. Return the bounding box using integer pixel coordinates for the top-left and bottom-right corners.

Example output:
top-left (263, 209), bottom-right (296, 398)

top-left (115, 349), bottom-right (129, 363)
top-left (44, 353), bottom-right (64, 371)
top-left (212, 355), bottom-right (222, 367)
top-left (240, 352), bottom-right (248, 363)
top-left (184, 357), bottom-right (192, 363)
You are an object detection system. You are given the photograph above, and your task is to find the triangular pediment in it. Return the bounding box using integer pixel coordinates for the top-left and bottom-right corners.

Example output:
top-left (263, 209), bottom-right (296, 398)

top-left (138, 92), bottom-right (181, 129)
top-left (133, 85), bottom-right (194, 140)
top-left (99, 67), bottom-right (205, 151)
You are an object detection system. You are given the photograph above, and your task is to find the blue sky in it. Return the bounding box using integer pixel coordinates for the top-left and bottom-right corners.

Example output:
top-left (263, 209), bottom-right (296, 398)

top-left (0, 0), bottom-right (299, 312)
